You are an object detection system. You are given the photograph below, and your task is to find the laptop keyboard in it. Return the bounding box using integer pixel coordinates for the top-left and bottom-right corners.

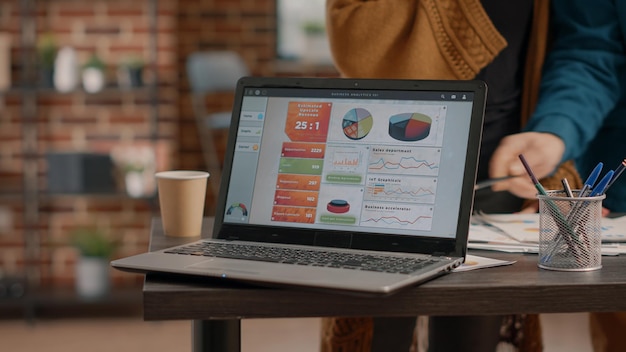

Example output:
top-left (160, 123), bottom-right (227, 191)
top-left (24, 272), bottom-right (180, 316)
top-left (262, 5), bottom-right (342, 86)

top-left (165, 241), bottom-right (440, 274)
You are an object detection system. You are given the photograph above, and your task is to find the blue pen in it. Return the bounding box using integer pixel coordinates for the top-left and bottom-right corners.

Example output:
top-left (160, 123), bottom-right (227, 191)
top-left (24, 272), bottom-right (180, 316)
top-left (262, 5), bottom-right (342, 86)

top-left (589, 170), bottom-right (614, 197)
top-left (579, 162), bottom-right (603, 196)
top-left (565, 169), bottom-right (613, 225)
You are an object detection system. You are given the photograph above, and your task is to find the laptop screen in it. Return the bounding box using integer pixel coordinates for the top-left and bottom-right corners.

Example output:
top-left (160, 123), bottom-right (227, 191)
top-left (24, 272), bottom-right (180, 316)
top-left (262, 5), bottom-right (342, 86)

top-left (214, 78), bottom-right (485, 255)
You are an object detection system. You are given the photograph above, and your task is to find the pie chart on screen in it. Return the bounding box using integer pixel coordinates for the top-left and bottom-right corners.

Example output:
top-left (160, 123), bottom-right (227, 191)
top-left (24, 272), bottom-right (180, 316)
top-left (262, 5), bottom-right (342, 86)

top-left (342, 108), bottom-right (374, 140)
top-left (388, 113), bottom-right (432, 141)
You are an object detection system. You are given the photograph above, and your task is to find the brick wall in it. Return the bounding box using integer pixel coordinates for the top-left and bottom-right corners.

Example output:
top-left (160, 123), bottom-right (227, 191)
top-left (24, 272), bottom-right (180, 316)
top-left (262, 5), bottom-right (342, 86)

top-left (0, 0), bottom-right (338, 296)
top-left (0, 0), bottom-right (178, 291)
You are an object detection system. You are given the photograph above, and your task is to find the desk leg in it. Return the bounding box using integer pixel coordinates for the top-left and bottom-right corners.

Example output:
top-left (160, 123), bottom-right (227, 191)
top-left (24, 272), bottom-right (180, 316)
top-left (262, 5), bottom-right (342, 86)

top-left (192, 319), bottom-right (241, 352)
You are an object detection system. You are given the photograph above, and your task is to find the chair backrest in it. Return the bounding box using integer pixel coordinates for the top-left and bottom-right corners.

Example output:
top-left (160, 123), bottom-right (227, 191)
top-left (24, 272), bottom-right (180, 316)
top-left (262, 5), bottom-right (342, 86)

top-left (186, 51), bottom-right (249, 93)
top-left (186, 51), bottom-right (249, 200)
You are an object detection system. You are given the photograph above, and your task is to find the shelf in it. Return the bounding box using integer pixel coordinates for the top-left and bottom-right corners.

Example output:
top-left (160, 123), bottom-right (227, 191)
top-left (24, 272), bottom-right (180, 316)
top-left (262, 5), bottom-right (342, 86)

top-left (9, 0), bottom-right (160, 321)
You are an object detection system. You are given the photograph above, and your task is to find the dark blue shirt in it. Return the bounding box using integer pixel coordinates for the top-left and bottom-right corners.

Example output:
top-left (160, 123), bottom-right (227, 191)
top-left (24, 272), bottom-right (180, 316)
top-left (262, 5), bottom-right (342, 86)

top-left (475, 0), bottom-right (534, 182)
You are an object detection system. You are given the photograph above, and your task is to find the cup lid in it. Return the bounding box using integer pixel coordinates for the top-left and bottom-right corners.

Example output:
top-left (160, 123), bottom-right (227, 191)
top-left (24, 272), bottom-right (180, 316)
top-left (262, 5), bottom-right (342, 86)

top-left (155, 170), bottom-right (209, 180)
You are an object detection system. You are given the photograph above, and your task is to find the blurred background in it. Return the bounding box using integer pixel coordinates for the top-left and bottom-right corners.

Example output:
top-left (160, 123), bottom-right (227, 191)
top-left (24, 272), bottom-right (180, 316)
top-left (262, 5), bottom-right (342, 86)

top-left (0, 0), bottom-right (337, 320)
top-left (0, 1), bottom-right (593, 351)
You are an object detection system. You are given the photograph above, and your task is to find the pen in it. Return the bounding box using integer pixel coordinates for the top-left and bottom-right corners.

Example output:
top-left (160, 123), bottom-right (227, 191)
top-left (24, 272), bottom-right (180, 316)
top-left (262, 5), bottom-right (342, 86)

top-left (605, 158), bottom-right (626, 191)
top-left (561, 178), bottom-right (574, 198)
top-left (562, 176), bottom-right (589, 252)
top-left (474, 175), bottom-right (523, 190)
top-left (565, 170), bottom-right (613, 225)
top-left (563, 162), bottom-right (603, 227)
top-left (579, 162), bottom-right (603, 197)
top-left (571, 170), bottom-right (613, 264)
top-left (589, 170), bottom-right (614, 197)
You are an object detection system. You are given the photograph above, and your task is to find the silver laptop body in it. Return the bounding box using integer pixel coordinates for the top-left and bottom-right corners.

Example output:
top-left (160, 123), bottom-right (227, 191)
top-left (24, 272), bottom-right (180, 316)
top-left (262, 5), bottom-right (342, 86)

top-left (112, 77), bottom-right (486, 295)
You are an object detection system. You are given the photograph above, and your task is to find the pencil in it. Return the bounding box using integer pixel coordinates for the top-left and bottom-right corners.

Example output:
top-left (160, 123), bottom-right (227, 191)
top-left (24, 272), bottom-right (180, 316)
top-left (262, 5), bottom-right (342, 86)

top-left (518, 154), bottom-right (548, 196)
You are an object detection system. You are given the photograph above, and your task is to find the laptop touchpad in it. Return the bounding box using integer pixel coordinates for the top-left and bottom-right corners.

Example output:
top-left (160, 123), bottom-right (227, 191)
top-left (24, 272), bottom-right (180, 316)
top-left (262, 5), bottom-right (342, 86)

top-left (187, 259), bottom-right (261, 274)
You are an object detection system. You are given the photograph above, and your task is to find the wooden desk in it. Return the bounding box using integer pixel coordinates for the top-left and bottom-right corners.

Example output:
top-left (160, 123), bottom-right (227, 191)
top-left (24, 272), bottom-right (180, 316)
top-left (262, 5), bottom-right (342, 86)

top-left (143, 217), bottom-right (626, 352)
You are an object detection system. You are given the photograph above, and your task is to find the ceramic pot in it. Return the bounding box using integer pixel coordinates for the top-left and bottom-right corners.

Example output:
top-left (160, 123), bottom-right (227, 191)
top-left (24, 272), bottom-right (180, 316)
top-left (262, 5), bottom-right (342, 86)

top-left (76, 256), bottom-right (110, 300)
top-left (125, 171), bottom-right (145, 198)
top-left (117, 67), bottom-right (143, 89)
top-left (82, 67), bottom-right (105, 93)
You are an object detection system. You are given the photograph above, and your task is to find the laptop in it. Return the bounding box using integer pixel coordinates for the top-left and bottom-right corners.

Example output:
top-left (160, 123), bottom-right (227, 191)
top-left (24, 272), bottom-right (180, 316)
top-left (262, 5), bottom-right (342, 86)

top-left (112, 77), bottom-right (487, 295)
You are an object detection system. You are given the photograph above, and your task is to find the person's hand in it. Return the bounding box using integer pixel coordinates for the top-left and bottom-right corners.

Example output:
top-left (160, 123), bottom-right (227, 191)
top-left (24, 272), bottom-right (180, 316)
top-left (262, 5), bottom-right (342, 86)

top-left (489, 132), bottom-right (565, 199)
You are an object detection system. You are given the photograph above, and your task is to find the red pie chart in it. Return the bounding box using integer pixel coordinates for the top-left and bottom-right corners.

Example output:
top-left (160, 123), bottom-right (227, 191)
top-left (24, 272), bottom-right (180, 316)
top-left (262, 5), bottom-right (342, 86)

top-left (388, 113), bottom-right (432, 141)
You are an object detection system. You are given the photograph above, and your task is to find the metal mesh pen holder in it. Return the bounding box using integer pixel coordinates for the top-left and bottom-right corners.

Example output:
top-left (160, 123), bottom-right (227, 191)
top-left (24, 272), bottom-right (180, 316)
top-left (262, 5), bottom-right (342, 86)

top-left (537, 190), bottom-right (605, 271)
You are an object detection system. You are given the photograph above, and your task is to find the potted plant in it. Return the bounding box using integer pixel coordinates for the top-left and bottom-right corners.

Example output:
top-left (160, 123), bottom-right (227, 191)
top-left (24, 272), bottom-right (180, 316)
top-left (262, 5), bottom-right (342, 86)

top-left (302, 21), bottom-right (326, 37)
top-left (110, 145), bottom-right (156, 198)
top-left (69, 226), bottom-right (118, 299)
top-left (82, 53), bottom-right (106, 93)
top-left (117, 56), bottom-right (145, 89)
top-left (36, 34), bottom-right (58, 88)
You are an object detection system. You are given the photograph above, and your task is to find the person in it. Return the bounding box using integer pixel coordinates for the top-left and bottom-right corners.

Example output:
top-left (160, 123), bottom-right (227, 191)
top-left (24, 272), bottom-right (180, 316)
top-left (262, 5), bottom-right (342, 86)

top-left (322, 0), bottom-right (581, 351)
top-left (489, 1), bottom-right (626, 351)
top-left (489, 0), bottom-right (626, 214)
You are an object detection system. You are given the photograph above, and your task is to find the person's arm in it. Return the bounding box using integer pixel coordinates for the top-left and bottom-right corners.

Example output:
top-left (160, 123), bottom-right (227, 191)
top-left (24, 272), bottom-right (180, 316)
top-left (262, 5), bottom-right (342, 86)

top-left (525, 0), bottom-right (625, 161)
top-left (490, 0), bottom-right (625, 195)
top-left (326, 0), bottom-right (506, 79)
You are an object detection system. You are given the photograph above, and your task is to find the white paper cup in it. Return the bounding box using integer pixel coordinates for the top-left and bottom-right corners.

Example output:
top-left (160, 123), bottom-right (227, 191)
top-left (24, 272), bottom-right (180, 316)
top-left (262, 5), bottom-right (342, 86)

top-left (155, 170), bottom-right (209, 237)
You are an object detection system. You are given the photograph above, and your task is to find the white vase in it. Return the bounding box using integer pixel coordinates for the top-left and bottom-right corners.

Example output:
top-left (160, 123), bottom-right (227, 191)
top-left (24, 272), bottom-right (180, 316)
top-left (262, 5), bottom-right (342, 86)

top-left (125, 171), bottom-right (145, 198)
top-left (76, 256), bottom-right (110, 300)
top-left (54, 46), bottom-right (79, 92)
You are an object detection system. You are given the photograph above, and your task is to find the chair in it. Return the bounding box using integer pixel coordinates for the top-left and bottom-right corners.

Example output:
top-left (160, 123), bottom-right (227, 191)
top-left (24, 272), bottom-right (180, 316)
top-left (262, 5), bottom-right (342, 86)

top-left (186, 51), bottom-right (249, 199)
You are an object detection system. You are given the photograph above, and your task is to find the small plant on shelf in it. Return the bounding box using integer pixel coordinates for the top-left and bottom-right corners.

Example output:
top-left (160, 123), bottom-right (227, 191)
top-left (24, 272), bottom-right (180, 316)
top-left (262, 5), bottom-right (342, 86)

top-left (110, 145), bottom-right (157, 198)
top-left (36, 33), bottom-right (58, 87)
top-left (69, 226), bottom-right (117, 259)
top-left (302, 21), bottom-right (326, 36)
top-left (82, 53), bottom-right (107, 93)
top-left (84, 53), bottom-right (105, 70)
top-left (69, 226), bottom-right (118, 299)
top-left (117, 55), bottom-right (145, 89)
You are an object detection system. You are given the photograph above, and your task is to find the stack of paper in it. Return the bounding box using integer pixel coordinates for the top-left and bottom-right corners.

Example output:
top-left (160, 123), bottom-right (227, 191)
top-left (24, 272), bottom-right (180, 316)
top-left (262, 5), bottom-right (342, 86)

top-left (468, 213), bottom-right (626, 255)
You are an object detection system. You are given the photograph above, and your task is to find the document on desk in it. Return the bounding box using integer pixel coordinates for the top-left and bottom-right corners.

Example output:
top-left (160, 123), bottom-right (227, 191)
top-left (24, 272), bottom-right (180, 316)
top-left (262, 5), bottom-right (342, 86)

top-left (473, 213), bottom-right (540, 243)
top-left (468, 213), bottom-right (626, 255)
top-left (601, 215), bottom-right (626, 242)
top-left (453, 254), bottom-right (516, 272)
